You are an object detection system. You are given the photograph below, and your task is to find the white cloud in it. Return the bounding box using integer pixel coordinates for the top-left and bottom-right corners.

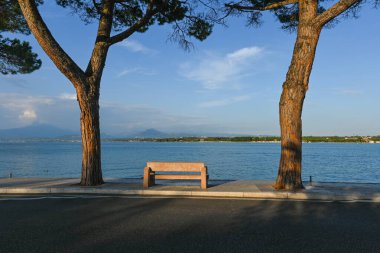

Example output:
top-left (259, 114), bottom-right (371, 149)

top-left (199, 95), bottom-right (251, 108)
top-left (0, 93), bottom-right (210, 134)
top-left (119, 40), bottom-right (157, 54)
top-left (117, 68), bottom-right (140, 77)
top-left (337, 89), bottom-right (363, 96)
top-left (0, 94), bottom-right (53, 111)
top-left (19, 109), bottom-right (37, 121)
top-left (117, 67), bottom-right (156, 78)
top-left (59, 93), bottom-right (77, 100)
top-left (0, 93), bottom-right (76, 130)
top-left (180, 46), bottom-right (264, 90)
top-left (227, 47), bottom-right (262, 61)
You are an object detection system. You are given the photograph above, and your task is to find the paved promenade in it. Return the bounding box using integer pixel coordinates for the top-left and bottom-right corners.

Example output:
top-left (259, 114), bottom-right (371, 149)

top-left (2, 197), bottom-right (380, 253)
top-left (1, 177), bottom-right (380, 201)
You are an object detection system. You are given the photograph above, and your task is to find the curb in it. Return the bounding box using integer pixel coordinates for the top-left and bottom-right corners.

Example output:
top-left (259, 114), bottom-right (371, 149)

top-left (1, 187), bottom-right (380, 202)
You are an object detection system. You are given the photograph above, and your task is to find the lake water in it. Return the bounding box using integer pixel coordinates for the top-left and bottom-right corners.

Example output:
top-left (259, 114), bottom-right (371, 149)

top-left (0, 141), bottom-right (379, 183)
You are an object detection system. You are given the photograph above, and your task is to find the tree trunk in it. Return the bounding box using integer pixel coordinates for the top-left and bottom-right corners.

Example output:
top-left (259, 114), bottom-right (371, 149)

top-left (77, 83), bottom-right (103, 186)
top-left (18, 0), bottom-right (113, 186)
top-left (274, 17), bottom-right (321, 190)
top-left (275, 84), bottom-right (306, 190)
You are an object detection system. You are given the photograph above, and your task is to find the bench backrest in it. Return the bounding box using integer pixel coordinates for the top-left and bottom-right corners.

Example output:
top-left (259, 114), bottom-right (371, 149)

top-left (147, 162), bottom-right (206, 172)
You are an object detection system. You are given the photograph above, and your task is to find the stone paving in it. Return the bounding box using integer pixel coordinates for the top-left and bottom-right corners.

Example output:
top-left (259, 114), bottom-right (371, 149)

top-left (1, 177), bottom-right (380, 201)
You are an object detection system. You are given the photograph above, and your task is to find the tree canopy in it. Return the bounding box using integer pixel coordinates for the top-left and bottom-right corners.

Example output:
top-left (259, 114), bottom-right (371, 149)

top-left (225, 0), bottom-right (378, 32)
top-left (17, 0), bottom-right (216, 185)
top-left (54, 0), bottom-right (214, 49)
top-left (0, 0), bottom-right (42, 74)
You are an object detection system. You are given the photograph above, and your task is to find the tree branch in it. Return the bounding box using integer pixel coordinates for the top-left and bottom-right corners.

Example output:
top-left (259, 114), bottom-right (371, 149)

top-left (17, 0), bottom-right (86, 87)
top-left (198, 0), bottom-right (218, 16)
top-left (225, 0), bottom-right (299, 12)
top-left (313, 0), bottom-right (361, 28)
top-left (109, 1), bottom-right (157, 45)
top-left (85, 0), bottom-right (115, 83)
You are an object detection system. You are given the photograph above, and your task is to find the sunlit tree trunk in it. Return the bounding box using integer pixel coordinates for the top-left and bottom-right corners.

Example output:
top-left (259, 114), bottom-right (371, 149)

top-left (77, 82), bottom-right (103, 185)
top-left (274, 0), bottom-right (321, 190)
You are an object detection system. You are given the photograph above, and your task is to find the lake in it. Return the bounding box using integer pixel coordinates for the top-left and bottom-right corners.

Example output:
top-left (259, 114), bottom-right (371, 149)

top-left (0, 141), bottom-right (379, 183)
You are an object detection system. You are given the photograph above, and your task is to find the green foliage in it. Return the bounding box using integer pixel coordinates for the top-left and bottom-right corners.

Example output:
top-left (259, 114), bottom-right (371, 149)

top-left (187, 17), bottom-right (212, 41)
top-left (226, 0), bottom-right (301, 31)
top-left (155, 0), bottom-right (188, 24)
top-left (273, 4), bottom-right (299, 32)
top-left (302, 136), bottom-right (367, 143)
top-left (0, 0), bottom-right (44, 33)
top-left (113, 1), bottom-right (147, 31)
top-left (1, 0), bottom-right (30, 34)
top-left (272, 4), bottom-right (325, 32)
top-left (0, 0), bottom-right (42, 74)
top-left (55, 0), bottom-right (213, 48)
top-left (226, 0), bottom-right (369, 32)
top-left (0, 35), bottom-right (42, 74)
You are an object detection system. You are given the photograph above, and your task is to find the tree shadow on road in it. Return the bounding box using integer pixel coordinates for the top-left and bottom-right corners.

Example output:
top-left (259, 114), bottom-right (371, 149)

top-left (1, 197), bottom-right (380, 253)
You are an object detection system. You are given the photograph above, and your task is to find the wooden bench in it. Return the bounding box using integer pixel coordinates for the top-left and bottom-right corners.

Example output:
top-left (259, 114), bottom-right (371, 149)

top-left (143, 162), bottom-right (208, 190)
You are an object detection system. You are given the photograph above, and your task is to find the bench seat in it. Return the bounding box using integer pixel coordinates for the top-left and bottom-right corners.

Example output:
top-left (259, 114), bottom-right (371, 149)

top-left (143, 162), bottom-right (208, 190)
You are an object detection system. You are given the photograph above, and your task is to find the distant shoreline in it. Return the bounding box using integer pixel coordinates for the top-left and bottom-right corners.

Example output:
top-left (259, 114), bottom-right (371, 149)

top-left (1, 136), bottom-right (380, 144)
top-left (103, 136), bottom-right (380, 144)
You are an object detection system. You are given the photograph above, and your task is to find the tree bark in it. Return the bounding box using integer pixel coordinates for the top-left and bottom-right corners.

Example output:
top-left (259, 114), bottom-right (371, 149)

top-left (77, 83), bottom-right (103, 186)
top-left (275, 84), bottom-right (306, 190)
top-left (274, 0), bottom-right (321, 190)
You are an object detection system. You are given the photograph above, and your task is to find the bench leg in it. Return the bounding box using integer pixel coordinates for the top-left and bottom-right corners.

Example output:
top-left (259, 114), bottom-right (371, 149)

top-left (143, 167), bottom-right (151, 189)
top-left (201, 167), bottom-right (208, 190)
top-left (150, 171), bottom-right (155, 186)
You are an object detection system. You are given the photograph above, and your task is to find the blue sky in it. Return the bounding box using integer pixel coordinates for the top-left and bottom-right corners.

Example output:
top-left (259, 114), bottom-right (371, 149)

top-left (0, 2), bottom-right (379, 136)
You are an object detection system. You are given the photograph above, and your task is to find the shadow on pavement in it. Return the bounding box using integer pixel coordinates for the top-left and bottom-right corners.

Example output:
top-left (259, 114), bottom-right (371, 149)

top-left (1, 197), bottom-right (380, 252)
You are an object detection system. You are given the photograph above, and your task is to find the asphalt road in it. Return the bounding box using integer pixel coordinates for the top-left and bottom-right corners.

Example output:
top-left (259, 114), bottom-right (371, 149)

top-left (0, 196), bottom-right (380, 253)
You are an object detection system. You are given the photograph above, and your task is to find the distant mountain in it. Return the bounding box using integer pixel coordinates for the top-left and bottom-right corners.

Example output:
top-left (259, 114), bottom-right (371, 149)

top-left (0, 125), bottom-right (244, 140)
top-left (131, 128), bottom-right (170, 138)
top-left (114, 128), bottom-right (247, 139)
top-left (0, 124), bottom-right (78, 138)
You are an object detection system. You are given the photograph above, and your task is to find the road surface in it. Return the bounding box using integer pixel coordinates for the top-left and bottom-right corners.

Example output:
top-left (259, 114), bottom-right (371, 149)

top-left (1, 195), bottom-right (379, 253)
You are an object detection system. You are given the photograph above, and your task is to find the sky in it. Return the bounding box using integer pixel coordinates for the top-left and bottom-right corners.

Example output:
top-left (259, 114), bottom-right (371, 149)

top-left (0, 2), bottom-right (379, 136)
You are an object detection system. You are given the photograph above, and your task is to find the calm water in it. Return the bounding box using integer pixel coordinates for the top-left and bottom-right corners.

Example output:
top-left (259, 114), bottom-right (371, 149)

top-left (0, 141), bottom-right (379, 183)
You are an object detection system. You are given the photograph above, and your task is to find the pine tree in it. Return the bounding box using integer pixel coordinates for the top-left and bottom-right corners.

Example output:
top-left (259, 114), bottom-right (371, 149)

top-left (17, 0), bottom-right (213, 185)
top-left (225, 0), bottom-right (377, 189)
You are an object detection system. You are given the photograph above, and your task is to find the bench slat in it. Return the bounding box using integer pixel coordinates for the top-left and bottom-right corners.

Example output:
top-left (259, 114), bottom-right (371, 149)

top-left (143, 161), bottom-right (208, 190)
top-left (155, 174), bottom-right (202, 180)
top-left (147, 162), bottom-right (205, 172)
